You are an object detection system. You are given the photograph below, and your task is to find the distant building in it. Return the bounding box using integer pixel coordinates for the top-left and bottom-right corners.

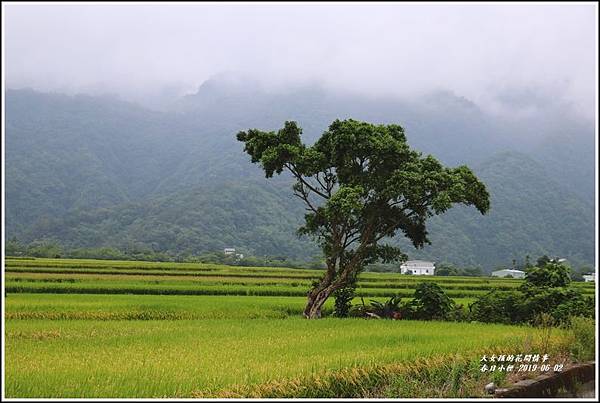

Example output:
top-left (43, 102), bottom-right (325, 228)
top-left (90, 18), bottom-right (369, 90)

top-left (400, 260), bottom-right (435, 275)
top-left (583, 273), bottom-right (595, 282)
top-left (223, 248), bottom-right (236, 255)
top-left (491, 269), bottom-right (525, 279)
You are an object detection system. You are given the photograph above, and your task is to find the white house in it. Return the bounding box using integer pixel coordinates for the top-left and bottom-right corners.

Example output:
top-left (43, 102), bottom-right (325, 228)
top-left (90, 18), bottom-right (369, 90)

top-left (400, 260), bottom-right (435, 275)
top-left (223, 248), bottom-right (236, 255)
top-left (583, 273), bottom-right (595, 282)
top-left (491, 269), bottom-right (525, 279)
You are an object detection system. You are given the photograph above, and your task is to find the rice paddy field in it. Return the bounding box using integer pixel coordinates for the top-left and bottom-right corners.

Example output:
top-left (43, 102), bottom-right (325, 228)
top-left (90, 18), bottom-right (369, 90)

top-left (3, 258), bottom-right (591, 398)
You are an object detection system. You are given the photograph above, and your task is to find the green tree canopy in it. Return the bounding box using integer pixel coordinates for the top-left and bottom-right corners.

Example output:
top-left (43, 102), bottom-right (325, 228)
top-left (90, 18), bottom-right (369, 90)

top-left (536, 255), bottom-right (551, 268)
top-left (237, 119), bottom-right (490, 318)
top-left (523, 262), bottom-right (571, 290)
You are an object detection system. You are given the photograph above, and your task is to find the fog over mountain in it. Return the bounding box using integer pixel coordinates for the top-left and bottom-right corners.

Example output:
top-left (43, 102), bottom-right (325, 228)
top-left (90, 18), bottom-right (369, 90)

top-left (3, 3), bottom-right (597, 269)
top-left (4, 3), bottom-right (597, 119)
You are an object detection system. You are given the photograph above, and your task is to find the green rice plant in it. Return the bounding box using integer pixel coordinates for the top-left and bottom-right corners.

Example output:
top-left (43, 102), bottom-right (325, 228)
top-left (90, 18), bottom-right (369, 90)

top-left (567, 316), bottom-right (595, 362)
top-left (4, 257), bottom-right (588, 398)
top-left (5, 274), bottom-right (502, 299)
top-left (4, 294), bottom-right (328, 320)
top-left (5, 318), bottom-right (568, 398)
top-left (5, 294), bottom-right (477, 322)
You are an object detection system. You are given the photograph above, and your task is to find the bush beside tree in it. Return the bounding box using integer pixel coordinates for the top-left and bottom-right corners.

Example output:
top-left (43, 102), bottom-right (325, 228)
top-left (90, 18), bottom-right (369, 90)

top-left (470, 262), bottom-right (593, 325)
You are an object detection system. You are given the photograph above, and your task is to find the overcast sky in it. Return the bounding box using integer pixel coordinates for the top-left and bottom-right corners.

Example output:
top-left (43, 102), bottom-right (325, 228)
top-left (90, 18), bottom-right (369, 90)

top-left (3, 2), bottom-right (598, 118)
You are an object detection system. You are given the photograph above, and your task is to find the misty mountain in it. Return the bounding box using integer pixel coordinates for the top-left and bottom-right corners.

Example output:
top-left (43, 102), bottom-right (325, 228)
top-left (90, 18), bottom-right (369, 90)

top-left (4, 80), bottom-right (595, 269)
top-left (173, 77), bottom-right (595, 201)
top-left (394, 151), bottom-right (595, 267)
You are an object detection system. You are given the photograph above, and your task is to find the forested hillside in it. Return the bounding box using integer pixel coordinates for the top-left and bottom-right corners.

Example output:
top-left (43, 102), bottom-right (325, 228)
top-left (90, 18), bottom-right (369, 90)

top-left (4, 80), bottom-right (595, 269)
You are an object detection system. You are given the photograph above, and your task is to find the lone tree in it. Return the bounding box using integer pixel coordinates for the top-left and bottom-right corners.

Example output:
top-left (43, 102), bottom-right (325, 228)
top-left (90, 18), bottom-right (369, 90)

top-left (237, 119), bottom-right (490, 318)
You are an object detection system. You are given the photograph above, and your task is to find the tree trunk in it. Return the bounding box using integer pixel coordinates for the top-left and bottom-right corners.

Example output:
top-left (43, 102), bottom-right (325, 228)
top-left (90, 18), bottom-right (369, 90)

top-left (302, 259), bottom-right (337, 319)
top-left (303, 287), bottom-right (335, 319)
top-left (303, 260), bottom-right (362, 318)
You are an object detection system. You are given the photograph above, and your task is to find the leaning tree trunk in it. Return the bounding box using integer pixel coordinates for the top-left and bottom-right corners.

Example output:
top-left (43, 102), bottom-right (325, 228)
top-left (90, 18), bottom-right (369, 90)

top-left (304, 279), bottom-right (349, 318)
top-left (303, 259), bottom-right (338, 319)
top-left (303, 260), bottom-right (362, 318)
top-left (303, 287), bottom-right (334, 319)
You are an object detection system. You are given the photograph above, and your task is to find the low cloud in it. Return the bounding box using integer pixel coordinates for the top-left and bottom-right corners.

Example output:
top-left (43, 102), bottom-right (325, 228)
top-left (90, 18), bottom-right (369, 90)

top-left (3, 3), bottom-right (597, 118)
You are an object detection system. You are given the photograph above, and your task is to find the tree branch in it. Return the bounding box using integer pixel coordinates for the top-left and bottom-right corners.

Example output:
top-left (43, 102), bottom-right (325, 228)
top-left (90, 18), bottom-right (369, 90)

top-left (285, 163), bottom-right (330, 199)
top-left (293, 183), bottom-right (319, 213)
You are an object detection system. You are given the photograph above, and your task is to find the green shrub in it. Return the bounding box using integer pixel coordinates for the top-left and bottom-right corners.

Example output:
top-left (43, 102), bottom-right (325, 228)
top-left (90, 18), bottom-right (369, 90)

top-left (469, 291), bottom-right (525, 324)
top-left (332, 286), bottom-right (355, 318)
top-left (446, 303), bottom-right (469, 322)
top-left (548, 296), bottom-right (594, 325)
top-left (526, 287), bottom-right (591, 324)
top-left (398, 300), bottom-right (417, 320)
top-left (411, 282), bottom-right (454, 320)
top-left (471, 272), bottom-right (593, 325)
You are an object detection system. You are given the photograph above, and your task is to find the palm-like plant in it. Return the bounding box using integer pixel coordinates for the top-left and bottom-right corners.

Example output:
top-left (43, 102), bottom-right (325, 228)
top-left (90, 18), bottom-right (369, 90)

top-left (368, 295), bottom-right (403, 319)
